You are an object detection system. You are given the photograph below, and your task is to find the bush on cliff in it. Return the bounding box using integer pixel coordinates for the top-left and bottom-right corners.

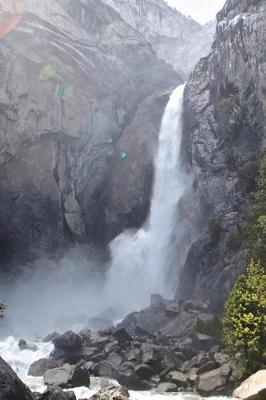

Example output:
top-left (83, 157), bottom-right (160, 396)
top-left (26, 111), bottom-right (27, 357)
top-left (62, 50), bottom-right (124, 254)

top-left (0, 300), bottom-right (6, 318)
top-left (244, 152), bottom-right (266, 266)
top-left (222, 259), bottom-right (266, 373)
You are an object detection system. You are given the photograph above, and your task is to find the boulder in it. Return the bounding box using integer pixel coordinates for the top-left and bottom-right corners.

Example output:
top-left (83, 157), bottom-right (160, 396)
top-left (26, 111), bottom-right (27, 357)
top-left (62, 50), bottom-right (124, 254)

top-left (182, 351), bottom-right (210, 372)
top-left (40, 386), bottom-right (76, 400)
top-left (18, 339), bottom-right (37, 352)
top-left (166, 371), bottom-right (188, 387)
top-left (135, 364), bottom-right (154, 380)
top-left (244, 389), bottom-right (266, 400)
top-left (113, 329), bottom-right (132, 345)
top-left (191, 333), bottom-right (217, 352)
top-left (233, 370), bottom-right (266, 399)
top-left (29, 358), bottom-right (59, 377)
top-left (53, 331), bottom-right (82, 352)
top-left (214, 353), bottom-right (229, 365)
top-left (104, 341), bottom-right (120, 354)
top-left (155, 382), bottom-right (177, 393)
top-left (126, 348), bottom-right (140, 362)
top-left (90, 385), bottom-right (129, 400)
top-left (0, 356), bottom-right (35, 400)
top-left (141, 344), bottom-right (162, 372)
top-left (44, 362), bottom-right (90, 389)
top-left (90, 333), bottom-right (112, 350)
top-left (197, 363), bottom-right (232, 394)
top-left (105, 353), bottom-right (123, 369)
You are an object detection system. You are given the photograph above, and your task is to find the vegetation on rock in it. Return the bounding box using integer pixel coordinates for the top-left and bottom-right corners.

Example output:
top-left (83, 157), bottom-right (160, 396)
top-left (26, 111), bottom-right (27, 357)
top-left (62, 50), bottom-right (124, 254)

top-left (244, 152), bottom-right (266, 266)
top-left (222, 259), bottom-right (266, 373)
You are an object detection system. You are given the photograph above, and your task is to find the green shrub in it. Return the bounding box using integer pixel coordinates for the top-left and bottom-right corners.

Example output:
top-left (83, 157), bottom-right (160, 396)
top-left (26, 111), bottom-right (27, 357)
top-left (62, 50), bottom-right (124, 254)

top-left (237, 160), bottom-right (259, 193)
top-left (222, 259), bottom-right (266, 374)
top-left (244, 152), bottom-right (266, 265)
top-left (0, 300), bottom-right (6, 318)
top-left (192, 317), bottom-right (222, 341)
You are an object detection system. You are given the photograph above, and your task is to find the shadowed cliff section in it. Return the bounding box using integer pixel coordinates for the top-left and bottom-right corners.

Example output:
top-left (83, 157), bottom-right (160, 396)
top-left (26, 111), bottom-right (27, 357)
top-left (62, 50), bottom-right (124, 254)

top-left (0, 0), bottom-right (181, 266)
top-left (179, 0), bottom-right (266, 310)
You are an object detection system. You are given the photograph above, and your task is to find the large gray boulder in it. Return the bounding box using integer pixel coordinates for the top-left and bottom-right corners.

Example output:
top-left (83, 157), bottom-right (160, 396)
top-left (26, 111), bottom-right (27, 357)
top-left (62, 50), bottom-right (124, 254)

top-left (28, 358), bottom-right (59, 377)
top-left (0, 356), bottom-right (35, 400)
top-left (197, 363), bottom-right (232, 394)
top-left (233, 370), bottom-right (266, 399)
top-left (44, 362), bottom-right (90, 389)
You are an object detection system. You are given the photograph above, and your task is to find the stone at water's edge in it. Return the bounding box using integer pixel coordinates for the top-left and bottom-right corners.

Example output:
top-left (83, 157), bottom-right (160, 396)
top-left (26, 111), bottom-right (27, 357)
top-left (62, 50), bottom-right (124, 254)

top-left (0, 356), bottom-right (35, 400)
top-left (233, 370), bottom-right (266, 399)
top-left (90, 385), bottom-right (130, 400)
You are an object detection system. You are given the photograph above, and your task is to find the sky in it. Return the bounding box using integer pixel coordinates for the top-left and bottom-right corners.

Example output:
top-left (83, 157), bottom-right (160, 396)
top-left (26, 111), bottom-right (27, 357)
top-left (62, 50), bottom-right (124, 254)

top-left (165, 0), bottom-right (226, 24)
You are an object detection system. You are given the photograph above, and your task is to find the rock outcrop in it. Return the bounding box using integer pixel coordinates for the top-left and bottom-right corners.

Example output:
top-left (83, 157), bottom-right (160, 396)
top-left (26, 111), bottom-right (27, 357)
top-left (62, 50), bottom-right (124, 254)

top-left (0, 0), bottom-right (181, 266)
top-left (102, 0), bottom-right (215, 76)
top-left (234, 370), bottom-right (266, 399)
top-left (0, 356), bottom-right (35, 400)
top-left (179, 0), bottom-right (266, 310)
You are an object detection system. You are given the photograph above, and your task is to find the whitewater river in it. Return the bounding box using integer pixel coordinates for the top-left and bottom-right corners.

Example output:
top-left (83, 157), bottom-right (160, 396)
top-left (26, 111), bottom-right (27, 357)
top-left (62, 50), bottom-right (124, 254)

top-left (0, 337), bottom-right (231, 400)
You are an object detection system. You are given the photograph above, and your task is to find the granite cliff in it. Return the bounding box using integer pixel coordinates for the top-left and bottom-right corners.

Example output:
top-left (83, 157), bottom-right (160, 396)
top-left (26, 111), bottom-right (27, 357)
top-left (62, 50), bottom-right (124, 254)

top-left (179, 0), bottom-right (266, 310)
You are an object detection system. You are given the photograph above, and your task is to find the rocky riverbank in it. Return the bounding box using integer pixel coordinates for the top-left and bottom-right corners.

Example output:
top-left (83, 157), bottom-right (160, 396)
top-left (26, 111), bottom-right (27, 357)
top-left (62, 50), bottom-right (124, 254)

top-left (20, 295), bottom-right (244, 397)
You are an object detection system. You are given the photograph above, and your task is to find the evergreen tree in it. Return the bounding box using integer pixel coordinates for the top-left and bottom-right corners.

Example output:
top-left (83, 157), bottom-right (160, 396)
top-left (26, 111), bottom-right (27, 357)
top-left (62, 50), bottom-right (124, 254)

top-left (222, 259), bottom-right (266, 373)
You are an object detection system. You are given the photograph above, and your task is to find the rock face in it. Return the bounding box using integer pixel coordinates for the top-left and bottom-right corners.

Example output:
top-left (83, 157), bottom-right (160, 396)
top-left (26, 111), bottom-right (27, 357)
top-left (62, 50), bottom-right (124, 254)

top-left (179, 0), bottom-right (266, 310)
top-left (0, 0), bottom-right (181, 266)
top-left (233, 370), bottom-right (266, 399)
top-left (0, 356), bottom-right (35, 400)
top-left (102, 0), bottom-right (215, 76)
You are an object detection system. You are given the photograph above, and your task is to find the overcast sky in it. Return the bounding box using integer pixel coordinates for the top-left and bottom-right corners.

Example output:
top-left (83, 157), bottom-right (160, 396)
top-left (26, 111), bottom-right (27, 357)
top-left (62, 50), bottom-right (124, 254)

top-left (165, 0), bottom-right (226, 24)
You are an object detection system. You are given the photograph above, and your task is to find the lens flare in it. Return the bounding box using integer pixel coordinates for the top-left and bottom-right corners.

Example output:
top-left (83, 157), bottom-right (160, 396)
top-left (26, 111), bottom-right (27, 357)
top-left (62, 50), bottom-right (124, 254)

top-left (0, 0), bottom-right (22, 38)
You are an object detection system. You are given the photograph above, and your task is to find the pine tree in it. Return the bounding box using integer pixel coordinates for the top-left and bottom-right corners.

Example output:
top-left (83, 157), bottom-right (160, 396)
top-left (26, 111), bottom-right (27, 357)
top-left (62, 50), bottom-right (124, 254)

top-left (222, 259), bottom-right (266, 373)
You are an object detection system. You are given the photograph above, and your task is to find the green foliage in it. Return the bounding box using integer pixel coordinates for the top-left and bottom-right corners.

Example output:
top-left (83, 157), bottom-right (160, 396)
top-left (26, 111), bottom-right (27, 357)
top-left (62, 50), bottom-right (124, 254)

top-left (222, 259), bottom-right (266, 373)
top-left (244, 152), bottom-right (266, 266)
top-left (0, 300), bottom-right (6, 318)
top-left (208, 219), bottom-right (222, 242)
top-left (192, 317), bottom-right (222, 340)
top-left (237, 160), bottom-right (259, 193)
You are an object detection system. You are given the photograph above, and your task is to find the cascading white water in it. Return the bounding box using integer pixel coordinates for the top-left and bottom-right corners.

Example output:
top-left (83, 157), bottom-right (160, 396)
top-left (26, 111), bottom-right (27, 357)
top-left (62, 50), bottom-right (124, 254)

top-left (104, 84), bottom-right (187, 312)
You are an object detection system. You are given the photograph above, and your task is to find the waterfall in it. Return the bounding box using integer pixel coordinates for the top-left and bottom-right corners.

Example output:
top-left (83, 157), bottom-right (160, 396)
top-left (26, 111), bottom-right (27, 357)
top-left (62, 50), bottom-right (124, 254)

top-left (104, 84), bottom-right (187, 313)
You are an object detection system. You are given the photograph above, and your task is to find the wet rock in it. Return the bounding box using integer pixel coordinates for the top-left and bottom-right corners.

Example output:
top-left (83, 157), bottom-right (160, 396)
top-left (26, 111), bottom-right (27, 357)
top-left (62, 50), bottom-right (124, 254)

top-left (53, 331), bottom-right (82, 352)
top-left (166, 371), bottom-right (188, 387)
top-left (155, 382), bottom-right (177, 393)
top-left (28, 358), bottom-right (59, 377)
top-left (233, 370), bottom-right (266, 399)
top-left (0, 356), bottom-right (35, 400)
top-left (90, 385), bottom-right (129, 400)
top-left (135, 364), bottom-right (154, 380)
top-left (197, 363), bottom-right (232, 394)
top-left (44, 362), bottom-right (90, 389)
top-left (18, 339), bottom-right (37, 352)
top-left (40, 386), bottom-right (76, 400)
